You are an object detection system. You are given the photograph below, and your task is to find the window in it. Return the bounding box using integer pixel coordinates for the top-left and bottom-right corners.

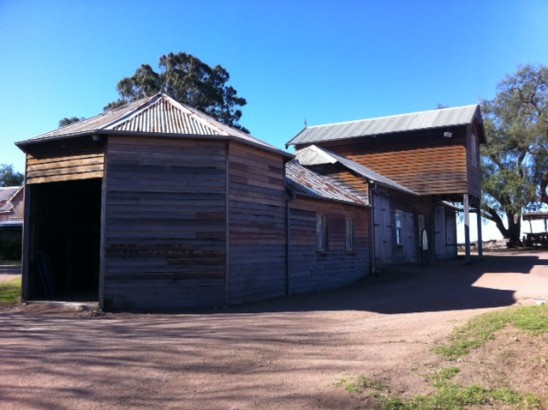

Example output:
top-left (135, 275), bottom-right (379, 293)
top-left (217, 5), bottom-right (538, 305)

top-left (345, 217), bottom-right (354, 251)
top-left (418, 214), bottom-right (425, 234)
top-left (395, 211), bottom-right (403, 245)
top-left (316, 214), bottom-right (327, 251)
top-left (470, 132), bottom-right (478, 170)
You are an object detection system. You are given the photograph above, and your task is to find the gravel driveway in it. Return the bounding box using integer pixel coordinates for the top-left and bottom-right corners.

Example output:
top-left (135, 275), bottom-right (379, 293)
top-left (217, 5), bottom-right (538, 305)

top-left (1, 251), bottom-right (547, 409)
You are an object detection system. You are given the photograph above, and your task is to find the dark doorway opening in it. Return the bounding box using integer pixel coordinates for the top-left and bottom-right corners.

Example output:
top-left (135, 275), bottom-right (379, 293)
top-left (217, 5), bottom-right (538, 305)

top-left (28, 178), bottom-right (101, 301)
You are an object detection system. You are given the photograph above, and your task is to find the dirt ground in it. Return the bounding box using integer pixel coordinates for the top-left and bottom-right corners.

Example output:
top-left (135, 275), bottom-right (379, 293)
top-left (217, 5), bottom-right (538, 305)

top-left (1, 250), bottom-right (547, 409)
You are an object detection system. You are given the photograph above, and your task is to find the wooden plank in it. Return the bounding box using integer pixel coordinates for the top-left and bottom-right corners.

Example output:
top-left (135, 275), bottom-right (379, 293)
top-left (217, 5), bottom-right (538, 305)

top-left (27, 171), bottom-right (104, 185)
top-left (26, 152), bottom-right (104, 185)
top-left (27, 155), bottom-right (103, 170)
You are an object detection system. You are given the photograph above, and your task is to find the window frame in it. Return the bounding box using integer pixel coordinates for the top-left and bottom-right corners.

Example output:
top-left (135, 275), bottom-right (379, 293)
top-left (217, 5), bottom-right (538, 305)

top-left (395, 210), bottom-right (403, 246)
top-left (345, 216), bottom-right (354, 252)
top-left (316, 214), bottom-right (328, 252)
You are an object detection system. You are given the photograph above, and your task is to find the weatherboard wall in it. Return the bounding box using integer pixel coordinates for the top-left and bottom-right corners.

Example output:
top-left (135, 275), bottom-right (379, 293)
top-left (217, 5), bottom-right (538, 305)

top-left (288, 197), bottom-right (371, 294)
top-left (372, 187), bottom-right (456, 265)
top-left (227, 143), bottom-right (287, 305)
top-left (101, 136), bottom-right (227, 311)
top-left (300, 128), bottom-right (473, 198)
top-left (466, 124), bottom-right (483, 199)
top-left (24, 137), bottom-right (105, 185)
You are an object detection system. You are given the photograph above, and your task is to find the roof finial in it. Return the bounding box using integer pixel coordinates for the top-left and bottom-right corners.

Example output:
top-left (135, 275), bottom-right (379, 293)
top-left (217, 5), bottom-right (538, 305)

top-left (304, 118), bottom-right (307, 128)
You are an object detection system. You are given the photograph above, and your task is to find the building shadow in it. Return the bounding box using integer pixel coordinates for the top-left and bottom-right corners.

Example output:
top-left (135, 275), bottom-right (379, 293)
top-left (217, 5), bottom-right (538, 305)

top-left (223, 253), bottom-right (546, 315)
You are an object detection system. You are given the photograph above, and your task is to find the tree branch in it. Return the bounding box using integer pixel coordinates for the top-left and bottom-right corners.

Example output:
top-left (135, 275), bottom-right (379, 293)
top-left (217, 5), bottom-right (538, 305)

top-left (482, 206), bottom-right (509, 238)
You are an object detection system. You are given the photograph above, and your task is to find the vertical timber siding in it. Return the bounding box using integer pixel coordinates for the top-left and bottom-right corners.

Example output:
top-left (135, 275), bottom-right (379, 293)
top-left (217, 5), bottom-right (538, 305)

top-left (102, 136), bottom-right (227, 310)
top-left (289, 198), bottom-right (370, 293)
top-left (227, 143), bottom-right (287, 304)
top-left (387, 192), bottom-right (433, 264)
top-left (466, 128), bottom-right (482, 199)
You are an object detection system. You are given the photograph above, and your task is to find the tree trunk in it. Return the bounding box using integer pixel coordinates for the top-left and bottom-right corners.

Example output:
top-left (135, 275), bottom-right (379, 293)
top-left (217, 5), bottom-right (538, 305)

top-left (484, 206), bottom-right (522, 247)
top-left (505, 212), bottom-right (522, 247)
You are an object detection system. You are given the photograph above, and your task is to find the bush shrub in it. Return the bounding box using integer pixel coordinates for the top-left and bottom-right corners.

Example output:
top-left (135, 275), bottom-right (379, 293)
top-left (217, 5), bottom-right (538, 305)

top-left (0, 239), bottom-right (22, 260)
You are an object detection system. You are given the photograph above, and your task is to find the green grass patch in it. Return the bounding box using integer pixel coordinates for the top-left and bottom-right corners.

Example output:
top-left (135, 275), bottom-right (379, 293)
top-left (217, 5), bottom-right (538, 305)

top-left (405, 377), bottom-right (541, 410)
top-left (336, 369), bottom-right (541, 410)
top-left (431, 366), bottom-right (460, 386)
top-left (0, 260), bottom-right (21, 266)
top-left (433, 304), bottom-right (548, 360)
top-left (336, 305), bottom-right (547, 409)
top-left (335, 374), bottom-right (388, 395)
top-left (0, 277), bottom-right (21, 305)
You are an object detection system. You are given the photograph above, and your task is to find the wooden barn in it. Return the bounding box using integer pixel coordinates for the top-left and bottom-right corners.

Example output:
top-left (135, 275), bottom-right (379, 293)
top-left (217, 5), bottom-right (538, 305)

top-left (16, 97), bottom-right (485, 311)
top-left (16, 94), bottom-right (293, 310)
top-left (287, 105), bottom-right (486, 265)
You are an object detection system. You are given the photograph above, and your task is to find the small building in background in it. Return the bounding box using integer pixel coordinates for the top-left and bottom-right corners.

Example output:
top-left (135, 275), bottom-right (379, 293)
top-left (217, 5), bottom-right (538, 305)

top-left (522, 212), bottom-right (548, 247)
top-left (0, 185), bottom-right (24, 259)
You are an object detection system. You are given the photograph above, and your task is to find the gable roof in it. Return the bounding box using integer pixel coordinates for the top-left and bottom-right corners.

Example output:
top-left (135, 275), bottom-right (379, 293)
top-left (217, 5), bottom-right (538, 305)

top-left (287, 104), bottom-right (483, 146)
top-left (16, 93), bottom-right (291, 158)
top-left (0, 186), bottom-right (20, 203)
top-left (294, 145), bottom-right (418, 195)
top-left (286, 160), bottom-right (369, 207)
top-left (0, 185), bottom-right (23, 214)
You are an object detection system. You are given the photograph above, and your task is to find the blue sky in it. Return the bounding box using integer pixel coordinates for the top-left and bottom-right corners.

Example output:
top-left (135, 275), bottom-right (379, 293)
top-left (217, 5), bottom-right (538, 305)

top-left (1, 0), bottom-right (547, 173)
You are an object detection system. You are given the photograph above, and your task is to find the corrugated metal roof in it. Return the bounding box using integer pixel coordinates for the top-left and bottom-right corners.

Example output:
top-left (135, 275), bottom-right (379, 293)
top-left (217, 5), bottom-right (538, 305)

top-left (0, 186), bottom-right (23, 213)
top-left (17, 94), bottom-right (290, 157)
top-left (288, 105), bottom-right (480, 146)
top-left (523, 212), bottom-right (548, 221)
top-left (294, 145), bottom-right (418, 195)
top-left (286, 160), bottom-right (369, 206)
top-left (109, 97), bottom-right (220, 135)
top-left (0, 186), bottom-right (20, 203)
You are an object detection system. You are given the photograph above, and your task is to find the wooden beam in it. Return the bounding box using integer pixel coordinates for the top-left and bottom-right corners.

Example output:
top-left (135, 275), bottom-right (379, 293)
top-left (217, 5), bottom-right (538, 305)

top-left (225, 141), bottom-right (230, 307)
top-left (21, 184), bottom-right (31, 301)
top-left (463, 193), bottom-right (471, 264)
top-left (476, 198), bottom-right (483, 261)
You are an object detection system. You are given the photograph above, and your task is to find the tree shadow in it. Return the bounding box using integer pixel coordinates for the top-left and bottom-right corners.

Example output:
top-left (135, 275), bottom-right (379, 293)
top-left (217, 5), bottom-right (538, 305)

top-left (0, 253), bottom-right (546, 409)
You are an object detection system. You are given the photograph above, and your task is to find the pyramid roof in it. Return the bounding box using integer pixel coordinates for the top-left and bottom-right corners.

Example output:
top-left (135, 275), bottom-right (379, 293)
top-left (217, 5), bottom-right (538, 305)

top-left (17, 94), bottom-right (290, 158)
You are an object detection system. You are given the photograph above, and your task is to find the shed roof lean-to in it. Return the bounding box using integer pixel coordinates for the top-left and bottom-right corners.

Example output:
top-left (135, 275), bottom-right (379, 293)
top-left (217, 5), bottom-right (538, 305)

top-left (16, 93), bottom-right (291, 158)
top-left (285, 160), bottom-right (369, 207)
top-left (287, 104), bottom-right (483, 146)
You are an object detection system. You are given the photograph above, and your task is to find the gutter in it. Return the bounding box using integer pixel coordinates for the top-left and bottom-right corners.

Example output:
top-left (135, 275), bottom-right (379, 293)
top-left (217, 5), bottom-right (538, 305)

top-left (16, 130), bottom-right (294, 160)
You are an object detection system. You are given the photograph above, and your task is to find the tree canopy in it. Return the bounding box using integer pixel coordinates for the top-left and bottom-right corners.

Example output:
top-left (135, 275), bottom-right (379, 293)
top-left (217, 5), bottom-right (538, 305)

top-left (105, 52), bottom-right (248, 132)
top-left (59, 117), bottom-right (84, 127)
top-left (480, 64), bottom-right (548, 245)
top-left (0, 164), bottom-right (24, 187)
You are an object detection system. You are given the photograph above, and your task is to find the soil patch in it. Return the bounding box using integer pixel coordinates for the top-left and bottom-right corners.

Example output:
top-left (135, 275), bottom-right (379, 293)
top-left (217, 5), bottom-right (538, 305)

top-left (1, 251), bottom-right (547, 409)
top-left (452, 326), bottom-right (548, 405)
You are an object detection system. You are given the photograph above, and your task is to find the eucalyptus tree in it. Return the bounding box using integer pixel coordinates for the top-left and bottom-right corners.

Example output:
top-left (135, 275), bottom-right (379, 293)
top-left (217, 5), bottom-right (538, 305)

top-left (105, 52), bottom-right (248, 132)
top-left (480, 64), bottom-right (548, 245)
top-left (0, 164), bottom-right (24, 187)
